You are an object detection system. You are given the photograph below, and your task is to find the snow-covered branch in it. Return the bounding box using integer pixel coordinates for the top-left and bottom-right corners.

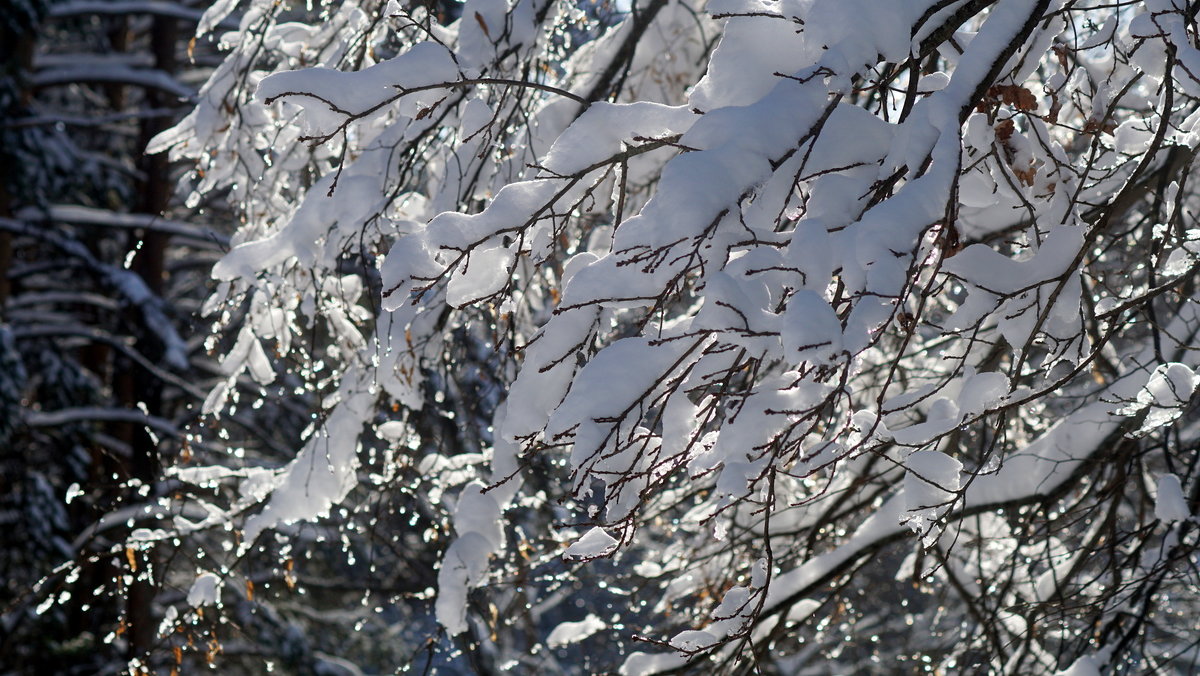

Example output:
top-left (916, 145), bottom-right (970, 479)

top-left (130, 0), bottom-right (1200, 672)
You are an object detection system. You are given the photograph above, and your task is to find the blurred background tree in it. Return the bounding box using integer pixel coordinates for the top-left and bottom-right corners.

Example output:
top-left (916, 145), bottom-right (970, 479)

top-left (0, 1), bottom-right (227, 670)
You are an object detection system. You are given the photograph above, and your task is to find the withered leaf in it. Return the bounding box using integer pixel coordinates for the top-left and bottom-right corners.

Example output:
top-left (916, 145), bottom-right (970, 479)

top-left (475, 11), bottom-right (491, 39)
top-left (990, 84), bottom-right (1038, 112)
top-left (995, 118), bottom-right (1016, 142)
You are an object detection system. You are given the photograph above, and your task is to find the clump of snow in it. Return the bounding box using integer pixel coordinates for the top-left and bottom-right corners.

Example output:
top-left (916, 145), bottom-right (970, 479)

top-left (1116, 363), bottom-right (1199, 437)
top-left (1154, 474), bottom-right (1191, 523)
top-left (563, 527), bottom-right (619, 560)
top-left (239, 385), bottom-right (373, 547)
top-left (436, 481), bottom-right (507, 635)
top-left (196, 0), bottom-right (239, 37)
top-left (376, 420), bottom-right (407, 442)
top-left (901, 450), bottom-right (963, 547)
top-left (542, 102), bottom-right (696, 175)
top-left (256, 42), bottom-right (459, 123)
top-left (187, 572), bottom-right (222, 607)
top-left (1113, 115), bottom-right (1157, 154)
top-left (620, 651), bottom-right (687, 676)
top-left (546, 614), bottom-right (606, 648)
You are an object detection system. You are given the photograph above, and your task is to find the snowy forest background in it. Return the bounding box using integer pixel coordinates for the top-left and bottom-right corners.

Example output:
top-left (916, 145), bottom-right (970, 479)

top-left (3, 0), bottom-right (1200, 674)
